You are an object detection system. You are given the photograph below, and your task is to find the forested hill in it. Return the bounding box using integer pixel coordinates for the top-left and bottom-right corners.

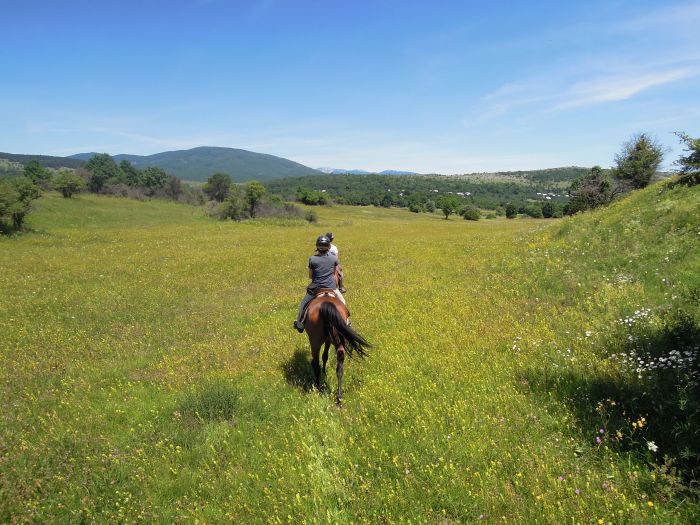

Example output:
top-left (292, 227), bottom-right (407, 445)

top-left (68, 147), bottom-right (323, 182)
top-left (265, 167), bottom-right (589, 208)
top-left (0, 152), bottom-right (83, 169)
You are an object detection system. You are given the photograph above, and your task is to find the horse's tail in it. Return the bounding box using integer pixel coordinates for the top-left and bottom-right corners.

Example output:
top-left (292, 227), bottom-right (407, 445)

top-left (319, 301), bottom-right (371, 358)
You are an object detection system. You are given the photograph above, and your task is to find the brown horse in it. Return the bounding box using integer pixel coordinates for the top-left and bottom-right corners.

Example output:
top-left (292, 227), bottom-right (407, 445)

top-left (303, 290), bottom-right (370, 403)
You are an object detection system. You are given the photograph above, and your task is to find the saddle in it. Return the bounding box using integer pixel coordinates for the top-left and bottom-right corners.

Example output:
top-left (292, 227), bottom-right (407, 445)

top-left (301, 288), bottom-right (348, 323)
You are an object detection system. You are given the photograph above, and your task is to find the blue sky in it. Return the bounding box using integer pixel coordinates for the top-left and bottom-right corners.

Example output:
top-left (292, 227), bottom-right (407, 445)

top-left (2, 0), bottom-right (699, 173)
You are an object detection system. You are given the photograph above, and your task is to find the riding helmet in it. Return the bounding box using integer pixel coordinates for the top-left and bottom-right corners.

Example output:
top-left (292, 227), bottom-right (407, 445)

top-left (316, 235), bottom-right (331, 249)
top-left (325, 232), bottom-right (334, 241)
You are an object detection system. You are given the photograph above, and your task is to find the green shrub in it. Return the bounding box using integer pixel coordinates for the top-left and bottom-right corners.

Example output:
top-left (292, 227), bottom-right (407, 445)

top-left (462, 206), bottom-right (480, 221)
top-left (305, 210), bottom-right (318, 223)
top-left (53, 172), bottom-right (86, 198)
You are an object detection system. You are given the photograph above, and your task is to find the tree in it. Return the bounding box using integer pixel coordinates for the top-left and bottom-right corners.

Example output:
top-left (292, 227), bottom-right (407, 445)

top-left (505, 203), bottom-right (517, 219)
top-left (23, 160), bottom-right (51, 187)
top-left (120, 160), bottom-right (142, 187)
top-left (565, 166), bottom-right (612, 215)
top-left (53, 172), bottom-right (86, 198)
top-left (436, 195), bottom-right (460, 219)
top-left (613, 133), bottom-right (664, 190)
top-left (203, 173), bottom-right (232, 202)
top-left (245, 181), bottom-right (266, 218)
top-left (219, 189), bottom-right (246, 221)
top-left (84, 154), bottom-right (123, 193)
top-left (424, 199), bottom-right (436, 213)
top-left (141, 166), bottom-right (169, 194)
top-left (0, 177), bottom-right (40, 231)
top-left (673, 132), bottom-right (700, 187)
top-left (542, 201), bottom-right (555, 218)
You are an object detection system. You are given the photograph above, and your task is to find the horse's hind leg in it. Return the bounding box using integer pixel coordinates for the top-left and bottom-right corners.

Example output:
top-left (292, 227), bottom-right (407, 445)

top-left (322, 341), bottom-right (331, 374)
top-left (336, 346), bottom-right (345, 404)
top-left (311, 341), bottom-right (322, 390)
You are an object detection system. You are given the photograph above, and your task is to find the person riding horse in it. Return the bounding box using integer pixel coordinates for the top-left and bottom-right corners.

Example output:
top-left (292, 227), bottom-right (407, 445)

top-left (294, 235), bottom-right (346, 333)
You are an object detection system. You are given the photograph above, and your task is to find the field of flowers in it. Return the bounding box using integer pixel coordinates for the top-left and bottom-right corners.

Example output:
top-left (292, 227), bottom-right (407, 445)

top-left (1, 182), bottom-right (698, 523)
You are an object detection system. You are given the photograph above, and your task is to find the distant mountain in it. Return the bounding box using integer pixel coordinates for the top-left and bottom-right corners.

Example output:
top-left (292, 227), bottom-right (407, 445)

top-left (68, 146), bottom-right (323, 182)
top-left (0, 152), bottom-right (83, 169)
top-left (379, 170), bottom-right (419, 175)
top-left (317, 167), bottom-right (419, 175)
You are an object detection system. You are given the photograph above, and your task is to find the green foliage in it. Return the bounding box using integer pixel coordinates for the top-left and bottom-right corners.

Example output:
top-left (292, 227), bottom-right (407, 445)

top-left (219, 188), bottom-right (246, 221)
top-left (296, 186), bottom-right (328, 205)
top-left (0, 176), bottom-right (40, 232)
top-left (436, 195), bottom-right (460, 219)
top-left (52, 172), bottom-right (86, 198)
top-left (523, 203), bottom-right (544, 218)
top-left (84, 153), bottom-right (123, 193)
top-left (23, 160), bottom-right (51, 186)
top-left (141, 166), bottom-right (169, 194)
top-left (461, 206), bottom-right (480, 221)
top-left (408, 201), bottom-right (423, 213)
top-left (614, 133), bottom-right (664, 190)
top-left (505, 203), bottom-right (517, 218)
top-left (244, 180), bottom-right (266, 218)
top-left (542, 201), bottom-right (555, 218)
top-left (304, 210), bottom-right (318, 223)
top-left (565, 166), bottom-right (613, 215)
top-left (673, 132), bottom-right (700, 187)
top-left (120, 159), bottom-right (142, 187)
top-left (424, 199), bottom-right (435, 213)
top-left (266, 170), bottom-right (577, 211)
top-left (203, 172), bottom-right (232, 202)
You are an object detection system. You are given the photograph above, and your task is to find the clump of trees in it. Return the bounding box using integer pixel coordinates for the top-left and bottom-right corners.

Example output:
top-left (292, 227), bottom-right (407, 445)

top-left (203, 173), bottom-right (303, 222)
top-left (565, 133), bottom-right (665, 215)
top-left (296, 186), bottom-right (329, 205)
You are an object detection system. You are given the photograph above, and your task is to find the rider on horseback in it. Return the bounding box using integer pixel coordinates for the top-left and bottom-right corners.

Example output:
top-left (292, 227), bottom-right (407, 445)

top-left (294, 235), bottom-right (346, 333)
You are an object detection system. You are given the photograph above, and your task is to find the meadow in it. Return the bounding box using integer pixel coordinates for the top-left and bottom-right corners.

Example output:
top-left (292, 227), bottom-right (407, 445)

top-left (1, 183), bottom-right (698, 524)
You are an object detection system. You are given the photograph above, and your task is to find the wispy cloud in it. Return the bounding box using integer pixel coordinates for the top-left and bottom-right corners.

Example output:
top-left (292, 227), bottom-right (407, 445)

top-left (553, 67), bottom-right (698, 110)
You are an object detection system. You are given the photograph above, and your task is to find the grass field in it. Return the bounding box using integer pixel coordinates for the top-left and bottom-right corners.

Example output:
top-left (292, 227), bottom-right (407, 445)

top-left (1, 185), bottom-right (698, 523)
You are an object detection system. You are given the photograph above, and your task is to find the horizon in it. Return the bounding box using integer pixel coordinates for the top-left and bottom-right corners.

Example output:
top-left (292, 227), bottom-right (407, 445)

top-left (2, 0), bottom-right (699, 173)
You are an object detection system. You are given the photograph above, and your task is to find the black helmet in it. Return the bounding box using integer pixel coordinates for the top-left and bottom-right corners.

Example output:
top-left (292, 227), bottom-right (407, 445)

top-left (316, 235), bottom-right (330, 250)
top-left (325, 232), bottom-right (334, 241)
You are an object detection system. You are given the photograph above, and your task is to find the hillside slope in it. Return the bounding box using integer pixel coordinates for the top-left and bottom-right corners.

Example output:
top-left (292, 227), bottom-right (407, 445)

top-left (503, 177), bottom-right (700, 484)
top-left (69, 146), bottom-right (323, 182)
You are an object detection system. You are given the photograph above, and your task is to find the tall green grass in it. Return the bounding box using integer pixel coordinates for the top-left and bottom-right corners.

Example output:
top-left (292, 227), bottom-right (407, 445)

top-left (0, 187), bottom-right (698, 523)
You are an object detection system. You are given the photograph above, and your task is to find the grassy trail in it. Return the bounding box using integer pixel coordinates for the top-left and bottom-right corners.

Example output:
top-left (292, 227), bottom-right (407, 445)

top-left (1, 191), bottom-right (698, 523)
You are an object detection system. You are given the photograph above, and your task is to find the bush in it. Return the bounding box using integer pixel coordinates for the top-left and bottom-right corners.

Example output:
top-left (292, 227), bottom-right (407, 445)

top-left (53, 172), bottom-right (86, 198)
top-left (0, 177), bottom-right (40, 232)
top-left (461, 206), bottom-right (480, 221)
top-left (305, 210), bottom-right (318, 223)
top-left (408, 202), bottom-right (423, 213)
top-left (505, 204), bottom-right (517, 219)
top-left (523, 203), bottom-right (544, 218)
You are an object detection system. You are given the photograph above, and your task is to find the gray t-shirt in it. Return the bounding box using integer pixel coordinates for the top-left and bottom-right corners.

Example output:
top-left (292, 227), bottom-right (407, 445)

top-left (309, 252), bottom-right (339, 290)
